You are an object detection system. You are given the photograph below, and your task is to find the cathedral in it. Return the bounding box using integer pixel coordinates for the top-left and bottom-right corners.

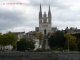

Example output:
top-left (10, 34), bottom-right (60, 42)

top-left (35, 4), bottom-right (58, 35)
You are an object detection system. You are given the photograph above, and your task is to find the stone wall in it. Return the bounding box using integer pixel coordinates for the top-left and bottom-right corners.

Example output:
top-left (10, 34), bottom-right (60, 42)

top-left (0, 52), bottom-right (80, 60)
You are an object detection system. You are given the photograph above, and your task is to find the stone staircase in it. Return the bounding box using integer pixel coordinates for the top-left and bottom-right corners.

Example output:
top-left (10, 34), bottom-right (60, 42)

top-left (42, 35), bottom-right (50, 50)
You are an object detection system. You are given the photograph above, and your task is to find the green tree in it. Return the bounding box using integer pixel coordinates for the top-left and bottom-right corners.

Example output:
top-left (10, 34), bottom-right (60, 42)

top-left (64, 33), bottom-right (77, 51)
top-left (64, 40), bottom-right (77, 51)
top-left (48, 31), bottom-right (66, 49)
top-left (77, 39), bottom-right (80, 51)
top-left (3, 31), bottom-right (18, 46)
top-left (0, 31), bottom-right (18, 47)
top-left (0, 32), bottom-right (18, 50)
top-left (71, 33), bottom-right (80, 39)
top-left (71, 33), bottom-right (80, 51)
top-left (0, 33), bottom-right (3, 45)
top-left (17, 38), bottom-right (27, 51)
top-left (64, 33), bottom-right (76, 42)
top-left (35, 32), bottom-right (43, 47)
top-left (0, 33), bottom-right (4, 49)
top-left (17, 38), bottom-right (35, 51)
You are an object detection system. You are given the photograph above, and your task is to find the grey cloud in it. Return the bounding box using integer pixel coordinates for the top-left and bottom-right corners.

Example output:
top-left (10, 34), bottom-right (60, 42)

top-left (0, 9), bottom-right (27, 30)
top-left (0, 0), bottom-right (80, 33)
top-left (28, 0), bottom-right (69, 9)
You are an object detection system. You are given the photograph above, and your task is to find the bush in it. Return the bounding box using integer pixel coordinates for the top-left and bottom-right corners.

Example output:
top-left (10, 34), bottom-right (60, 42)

top-left (35, 48), bottom-right (52, 52)
top-left (35, 48), bottom-right (43, 52)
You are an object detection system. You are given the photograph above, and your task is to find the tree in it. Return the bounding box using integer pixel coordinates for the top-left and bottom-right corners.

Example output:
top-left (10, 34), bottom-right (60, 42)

top-left (71, 33), bottom-right (80, 51)
top-left (0, 33), bottom-right (3, 45)
top-left (35, 32), bottom-right (43, 47)
top-left (71, 33), bottom-right (80, 39)
top-left (64, 40), bottom-right (77, 51)
top-left (0, 33), bottom-right (4, 49)
top-left (0, 31), bottom-right (18, 46)
top-left (17, 38), bottom-right (35, 51)
top-left (17, 38), bottom-right (27, 51)
top-left (64, 33), bottom-right (76, 42)
top-left (2, 31), bottom-right (18, 46)
top-left (77, 39), bottom-right (80, 51)
top-left (48, 31), bottom-right (66, 49)
top-left (64, 33), bottom-right (77, 51)
top-left (0, 32), bottom-right (18, 50)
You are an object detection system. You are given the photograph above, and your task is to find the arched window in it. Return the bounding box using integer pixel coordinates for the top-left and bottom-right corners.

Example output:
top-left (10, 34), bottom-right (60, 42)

top-left (44, 29), bottom-right (46, 34)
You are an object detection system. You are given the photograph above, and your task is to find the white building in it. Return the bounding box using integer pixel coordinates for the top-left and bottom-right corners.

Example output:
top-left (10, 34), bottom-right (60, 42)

top-left (26, 31), bottom-right (40, 50)
top-left (12, 31), bottom-right (26, 41)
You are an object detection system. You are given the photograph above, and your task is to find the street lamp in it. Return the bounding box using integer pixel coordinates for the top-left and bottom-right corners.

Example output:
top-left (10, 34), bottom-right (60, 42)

top-left (68, 39), bottom-right (69, 52)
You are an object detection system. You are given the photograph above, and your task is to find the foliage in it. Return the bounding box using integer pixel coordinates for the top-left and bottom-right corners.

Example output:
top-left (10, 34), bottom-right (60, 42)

top-left (35, 48), bottom-right (51, 52)
top-left (35, 32), bottom-right (43, 40)
top-left (48, 31), bottom-right (66, 49)
top-left (35, 32), bottom-right (43, 47)
top-left (64, 33), bottom-right (77, 51)
top-left (0, 31), bottom-right (18, 46)
top-left (77, 39), bottom-right (80, 51)
top-left (64, 33), bottom-right (76, 42)
top-left (0, 33), bottom-right (3, 46)
top-left (35, 48), bottom-right (43, 52)
top-left (64, 40), bottom-right (77, 51)
top-left (71, 33), bottom-right (80, 39)
top-left (71, 33), bottom-right (80, 51)
top-left (17, 38), bottom-right (35, 51)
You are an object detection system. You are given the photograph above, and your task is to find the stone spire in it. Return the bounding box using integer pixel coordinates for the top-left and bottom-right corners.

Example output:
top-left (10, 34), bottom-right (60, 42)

top-left (49, 4), bottom-right (50, 12)
top-left (39, 4), bottom-right (42, 18)
top-left (48, 4), bottom-right (51, 24)
top-left (48, 4), bottom-right (51, 18)
top-left (40, 4), bottom-right (42, 12)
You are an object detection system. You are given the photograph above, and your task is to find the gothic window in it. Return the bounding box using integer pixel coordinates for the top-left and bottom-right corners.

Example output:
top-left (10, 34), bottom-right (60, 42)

top-left (44, 29), bottom-right (46, 34)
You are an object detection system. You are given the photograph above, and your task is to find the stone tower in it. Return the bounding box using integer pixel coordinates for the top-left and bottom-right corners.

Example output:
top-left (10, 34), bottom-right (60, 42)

top-left (39, 4), bottom-right (52, 35)
top-left (39, 4), bottom-right (51, 50)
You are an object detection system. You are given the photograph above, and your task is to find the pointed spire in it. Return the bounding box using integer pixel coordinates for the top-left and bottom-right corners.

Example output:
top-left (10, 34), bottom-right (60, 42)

top-left (49, 4), bottom-right (50, 12)
top-left (48, 4), bottom-right (51, 18)
top-left (39, 4), bottom-right (42, 18)
top-left (40, 4), bottom-right (42, 12)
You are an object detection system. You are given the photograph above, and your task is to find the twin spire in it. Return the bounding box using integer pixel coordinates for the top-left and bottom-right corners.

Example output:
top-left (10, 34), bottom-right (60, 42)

top-left (39, 4), bottom-right (51, 12)
top-left (39, 4), bottom-right (51, 18)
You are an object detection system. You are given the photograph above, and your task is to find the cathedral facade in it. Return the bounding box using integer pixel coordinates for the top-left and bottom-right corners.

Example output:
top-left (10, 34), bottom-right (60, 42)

top-left (35, 4), bottom-right (58, 35)
top-left (39, 4), bottom-right (52, 35)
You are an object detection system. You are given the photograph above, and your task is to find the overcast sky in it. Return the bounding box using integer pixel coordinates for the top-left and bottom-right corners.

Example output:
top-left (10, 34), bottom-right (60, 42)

top-left (0, 0), bottom-right (80, 33)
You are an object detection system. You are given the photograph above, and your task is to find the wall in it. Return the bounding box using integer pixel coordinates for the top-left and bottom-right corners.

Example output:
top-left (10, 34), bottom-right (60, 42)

top-left (0, 52), bottom-right (80, 60)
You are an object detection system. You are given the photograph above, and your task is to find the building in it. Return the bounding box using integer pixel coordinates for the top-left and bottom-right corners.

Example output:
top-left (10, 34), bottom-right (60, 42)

top-left (35, 4), bottom-right (58, 35)
top-left (22, 31), bottom-right (40, 50)
top-left (64, 27), bottom-right (80, 34)
top-left (12, 31), bottom-right (25, 41)
top-left (35, 4), bottom-right (57, 50)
